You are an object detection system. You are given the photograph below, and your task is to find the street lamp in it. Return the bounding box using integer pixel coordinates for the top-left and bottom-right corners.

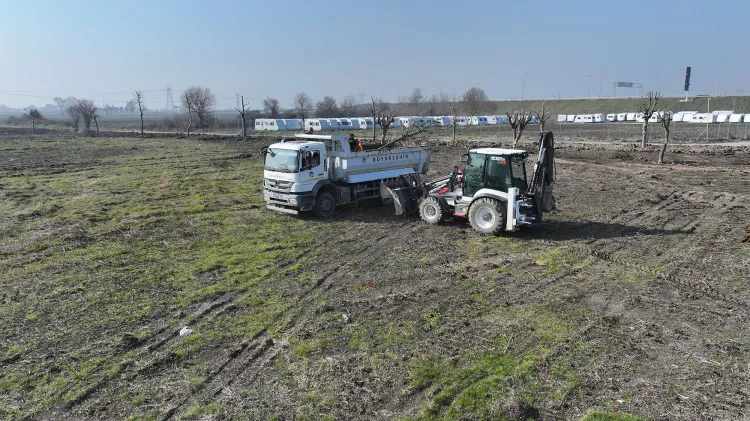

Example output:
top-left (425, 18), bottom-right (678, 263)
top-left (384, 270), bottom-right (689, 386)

top-left (585, 74), bottom-right (594, 98)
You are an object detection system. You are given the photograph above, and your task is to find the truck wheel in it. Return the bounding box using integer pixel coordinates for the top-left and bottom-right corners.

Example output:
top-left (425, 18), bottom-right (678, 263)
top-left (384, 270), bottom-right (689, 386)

top-left (419, 197), bottom-right (444, 225)
top-left (468, 198), bottom-right (506, 235)
top-left (313, 192), bottom-right (336, 219)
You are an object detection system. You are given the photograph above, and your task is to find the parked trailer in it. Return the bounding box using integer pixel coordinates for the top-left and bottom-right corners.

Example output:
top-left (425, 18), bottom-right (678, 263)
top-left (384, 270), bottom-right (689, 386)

top-left (617, 113), bottom-right (628, 121)
top-left (355, 118), bottom-right (374, 130)
top-left (263, 134), bottom-right (430, 218)
top-left (455, 116), bottom-right (472, 126)
top-left (574, 115), bottom-right (594, 123)
top-left (305, 118), bottom-right (333, 131)
top-left (681, 112), bottom-right (696, 123)
top-left (284, 119), bottom-right (303, 130)
top-left (606, 114), bottom-right (617, 122)
top-left (432, 116), bottom-right (452, 126)
top-left (557, 115), bottom-right (567, 123)
top-left (716, 112), bottom-right (732, 123)
top-left (593, 114), bottom-right (605, 123)
top-left (495, 115), bottom-right (509, 124)
top-left (472, 116), bottom-right (489, 125)
top-left (255, 118), bottom-right (287, 131)
top-left (729, 113), bottom-right (744, 123)
top-left (566, 115), bottom-right (576, 122)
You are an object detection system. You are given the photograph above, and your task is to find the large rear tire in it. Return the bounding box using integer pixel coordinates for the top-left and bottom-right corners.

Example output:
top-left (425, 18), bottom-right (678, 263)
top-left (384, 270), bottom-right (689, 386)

top-left (419, 196), bottom-right (445, 225)
top-left (468, 197), bottom-right (506, 235)
top-left (313, 191), bottom-right (335, 219)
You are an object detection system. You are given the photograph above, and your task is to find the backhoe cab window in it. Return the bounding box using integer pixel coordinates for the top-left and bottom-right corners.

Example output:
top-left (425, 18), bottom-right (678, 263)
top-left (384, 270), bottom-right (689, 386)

top-left (510, 156), bottom-right (528, 190)
top-left (485, 156), bottom-right (512, 191)
top-left (462, 153), bottom-right (485, 197)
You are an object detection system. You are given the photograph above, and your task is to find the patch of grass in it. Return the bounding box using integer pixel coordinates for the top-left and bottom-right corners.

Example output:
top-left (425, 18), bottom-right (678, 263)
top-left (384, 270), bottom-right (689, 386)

top-left (580, 411), bottom-right (648, 421)
top-left (183, 402), bottom-right (222, 419)
top-left (406, 352), bottom-right (538, 420)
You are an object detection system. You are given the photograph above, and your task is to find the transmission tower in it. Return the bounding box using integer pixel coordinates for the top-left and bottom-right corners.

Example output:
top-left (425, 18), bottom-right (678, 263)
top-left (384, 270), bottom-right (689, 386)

top-left (166, 84), bottom-right (175, 113)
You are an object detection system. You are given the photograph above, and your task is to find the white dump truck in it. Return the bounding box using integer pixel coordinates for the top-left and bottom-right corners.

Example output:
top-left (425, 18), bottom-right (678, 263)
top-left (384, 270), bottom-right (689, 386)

top-left (263, 134), bottom-right (431, 218)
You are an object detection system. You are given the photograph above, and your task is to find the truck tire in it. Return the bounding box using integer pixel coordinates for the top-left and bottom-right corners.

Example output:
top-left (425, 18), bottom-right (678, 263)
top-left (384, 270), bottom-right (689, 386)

top-left (468, 197), bottom-right (506, 235)
top-left (419, 197), bottom-right (445, 225)
top-left (313, 192), bottom-right (336, 219)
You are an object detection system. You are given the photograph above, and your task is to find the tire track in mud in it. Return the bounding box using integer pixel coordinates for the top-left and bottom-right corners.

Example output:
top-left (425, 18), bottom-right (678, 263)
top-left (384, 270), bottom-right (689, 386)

top-left (159, 220), bottom-right (417, 419)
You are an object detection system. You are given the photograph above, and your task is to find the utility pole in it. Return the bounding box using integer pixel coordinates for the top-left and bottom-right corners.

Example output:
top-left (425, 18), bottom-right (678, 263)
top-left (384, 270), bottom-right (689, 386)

top-left (585, 74), bottom-right (594, 98)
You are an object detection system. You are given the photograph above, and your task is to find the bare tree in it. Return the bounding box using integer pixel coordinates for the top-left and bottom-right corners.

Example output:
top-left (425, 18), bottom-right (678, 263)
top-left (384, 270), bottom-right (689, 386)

top-left (27, 108), bottom-right (42, 134)
top-left (53, 97), bottom-right (66, 116)
top-left (93, 111), bottom-right (100, 135)
top-left (379, 124), bottom-right (429, 149)
top-left (125, 99), bottom-right (136, 114)
top-left (340, 95), bottom-right (357, 117)
top-left (451, 104), bottom-right (459, 145)
top-left (133, 90), bottom-right (145, 135)
top-left (462, 87), bottom-right (488, 116)
top-left (182, 91), bottom-right (193, 136)
top-left (316, 96), bottom-right (339, 118)
top-left (534, 103), bottom-right (551, 132)
top-left (637, 90), bottom-right (661, 148)
top-left (375, 111), bottom-right (396, 144)
top-left (66, 102), bottom-right (81, 132)
top-left (182, 86), bottom-right (216, 128)
top-left (367, 96), bottom-right (385, 142)
top-left (658, 110), bottom-right (672, 164)
top-left (294, 93), bottom-right (313, 126)
top-left (438, 92), bottom-right (452, 115)
top-left (263, 97), bottom-right (280, 118)
top-left (506, 110), bottom-right (533, 147)
top-left (407, 88), bottom-right (423, 115)
top-left (74, 99), bottom-right (97, 131)
top-left (235, 95), bottom-right (249, 139)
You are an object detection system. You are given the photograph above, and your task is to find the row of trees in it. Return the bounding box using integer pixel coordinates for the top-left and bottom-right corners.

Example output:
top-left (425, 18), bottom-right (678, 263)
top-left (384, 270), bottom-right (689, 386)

top-left (259, 87), bottom-right (492, 120)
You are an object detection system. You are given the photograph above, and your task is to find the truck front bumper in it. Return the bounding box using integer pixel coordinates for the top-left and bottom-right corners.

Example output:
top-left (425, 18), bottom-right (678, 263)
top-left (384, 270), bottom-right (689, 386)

top-left (263, 190), bottom-right (315, 213)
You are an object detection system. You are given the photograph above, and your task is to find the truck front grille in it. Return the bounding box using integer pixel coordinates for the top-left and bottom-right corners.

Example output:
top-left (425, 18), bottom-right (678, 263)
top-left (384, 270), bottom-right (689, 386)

top-left (264, 179), bottom-right (293, 192)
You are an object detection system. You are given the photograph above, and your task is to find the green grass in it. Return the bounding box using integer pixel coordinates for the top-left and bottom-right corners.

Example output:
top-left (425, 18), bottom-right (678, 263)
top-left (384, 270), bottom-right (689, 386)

top-left (0, 136), bottom-right (318, 418)
top-left (580, 411), bottom-right (648, 421)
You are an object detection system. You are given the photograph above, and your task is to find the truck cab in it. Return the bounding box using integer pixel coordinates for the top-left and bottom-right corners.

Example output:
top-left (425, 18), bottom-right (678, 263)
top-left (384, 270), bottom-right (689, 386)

top-left (263, 139), bottom-right (330, 214)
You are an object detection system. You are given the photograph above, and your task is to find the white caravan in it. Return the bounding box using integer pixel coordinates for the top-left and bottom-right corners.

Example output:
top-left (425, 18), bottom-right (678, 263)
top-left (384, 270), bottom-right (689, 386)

top-left (355, 118), bottom-right (374, 130)
top-left (557, 115), bottom-right (567, 123)
top-left (681, 112), bottom-right (696, 123)
top-left (606, 114), bottom-right (617, 122)
top-left (690, 113), bottom-right (718, 123)
top-left (626, 113), bottom-right (637, 121)
top-left (455, 116), bottom-right (472, 126)
top-left (715, 112), bottom-right (733, 123)
top-left (305, 118), bottom-right (333, 131)
top-left (471, 116), bottom-right (489, 125)
top-left (593, 113), bottom-right (606, 122)
top-left (729, 113), bottom-right (744, 123)
top-left (495, 115), bottom-right (509, 124)
top-left (432, 116), bottom-right (452, 126)
top-left (566, 115), bottom-right (576, 122)
top-left (617, 113), bottom-right (628, 121)
top-left (255, 119), bottom-right (287, 131)
top-left (284, 119), bottom-right (303, 130)
top-left (574, 114), bottom-right (594, 123)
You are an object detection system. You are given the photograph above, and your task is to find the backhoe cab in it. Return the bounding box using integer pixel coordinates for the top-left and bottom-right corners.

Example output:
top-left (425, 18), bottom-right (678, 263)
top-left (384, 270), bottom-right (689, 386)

top-left (390, 131), bottom-right (555, 234)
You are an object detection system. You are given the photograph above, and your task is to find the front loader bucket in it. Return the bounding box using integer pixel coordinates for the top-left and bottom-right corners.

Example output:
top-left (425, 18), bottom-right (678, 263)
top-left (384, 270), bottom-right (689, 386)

top-left (392, 187), bottom-right (419, 215)
top-left (381, 174), bottom-right (426, 216)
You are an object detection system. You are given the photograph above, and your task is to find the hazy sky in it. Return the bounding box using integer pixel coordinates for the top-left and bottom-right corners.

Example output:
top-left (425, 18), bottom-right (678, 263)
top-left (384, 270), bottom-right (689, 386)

top-left (1, 0), bottom-right (747, 110)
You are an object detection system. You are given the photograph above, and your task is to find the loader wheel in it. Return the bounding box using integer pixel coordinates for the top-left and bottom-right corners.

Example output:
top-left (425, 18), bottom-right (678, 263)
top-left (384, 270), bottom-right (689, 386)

top-left (419, 197), bottom-right (444, 225)
top-left (313, 192), bottom-right (335, 219)
top-left (468, 198), bottom-right (506, 235)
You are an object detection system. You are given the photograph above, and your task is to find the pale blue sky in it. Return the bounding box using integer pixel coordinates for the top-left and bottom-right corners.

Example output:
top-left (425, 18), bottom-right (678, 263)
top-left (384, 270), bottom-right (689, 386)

top-left (0, 0), bottom-right (747, 110)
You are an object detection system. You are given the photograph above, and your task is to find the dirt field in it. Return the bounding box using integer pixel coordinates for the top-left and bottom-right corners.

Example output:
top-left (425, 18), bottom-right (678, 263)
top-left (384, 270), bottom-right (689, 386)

top-left (1, 133), bottom-right (749, 420)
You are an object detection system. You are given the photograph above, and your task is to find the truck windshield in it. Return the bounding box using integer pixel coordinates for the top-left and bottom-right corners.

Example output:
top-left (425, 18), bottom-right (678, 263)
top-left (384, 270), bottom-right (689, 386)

top-left (264, 148), bottom-right (299, 173)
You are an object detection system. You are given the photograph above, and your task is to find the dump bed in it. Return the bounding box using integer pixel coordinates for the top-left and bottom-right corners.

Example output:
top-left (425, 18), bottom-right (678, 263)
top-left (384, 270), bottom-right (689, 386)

top-left (291, 134), bottom-right (430, 183)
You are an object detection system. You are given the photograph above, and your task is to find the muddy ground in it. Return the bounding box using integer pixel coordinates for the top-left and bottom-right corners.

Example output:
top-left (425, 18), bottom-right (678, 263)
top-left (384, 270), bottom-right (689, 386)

top-left (1, 134), bottom-right (749, 420)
